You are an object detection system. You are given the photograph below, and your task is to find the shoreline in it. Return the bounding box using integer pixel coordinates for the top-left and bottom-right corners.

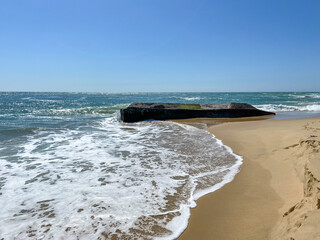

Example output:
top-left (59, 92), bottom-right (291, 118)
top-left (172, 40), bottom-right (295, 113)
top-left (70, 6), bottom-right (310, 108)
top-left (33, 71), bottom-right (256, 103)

top-left (178, 116), bottom-right (320, 240)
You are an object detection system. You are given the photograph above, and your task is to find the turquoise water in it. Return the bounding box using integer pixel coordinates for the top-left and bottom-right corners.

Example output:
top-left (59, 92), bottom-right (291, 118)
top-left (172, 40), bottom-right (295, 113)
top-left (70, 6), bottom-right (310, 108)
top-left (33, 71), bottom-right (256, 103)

top-left (0, 92), bottom-right (319, 239)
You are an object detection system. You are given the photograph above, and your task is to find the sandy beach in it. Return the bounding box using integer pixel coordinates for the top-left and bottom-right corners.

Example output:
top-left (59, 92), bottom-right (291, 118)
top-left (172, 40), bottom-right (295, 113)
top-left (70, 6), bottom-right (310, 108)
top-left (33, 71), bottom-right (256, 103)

top-left (179, 116), bottom-right (320, 240)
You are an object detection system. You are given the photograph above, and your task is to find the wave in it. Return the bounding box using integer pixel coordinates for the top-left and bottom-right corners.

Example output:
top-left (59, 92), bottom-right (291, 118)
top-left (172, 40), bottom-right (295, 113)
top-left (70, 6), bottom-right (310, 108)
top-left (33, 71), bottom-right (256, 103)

top-left (21, 97), bottom-right (63, 103)
top-left (288, 94), bottom-right (306, 99)
top-left (172, 96), bottom-right (204, 101)
top-left (303, 104), bottom-right (320, 111)
top-left (41, 104), bottom-right (129, 116)
top-left (0, 118), bottom-right (242, 240)
top-left (0, 128), bottom-right (40, 140)
top-left (0, 104), bottom-right (129, 117)
top-left (306, 93), bottom-right (320, 99)
top-left (287, 93), bottom-right (320, 99)
top-left (179, 97), bottom-right (202, 101)
top-left (255, 104), bottom-right (320, 112)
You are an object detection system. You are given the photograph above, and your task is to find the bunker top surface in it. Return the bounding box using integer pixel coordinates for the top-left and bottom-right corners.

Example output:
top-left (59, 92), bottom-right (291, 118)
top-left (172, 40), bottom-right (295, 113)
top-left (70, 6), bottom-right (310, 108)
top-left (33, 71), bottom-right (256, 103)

top-left (127, 102), bottom-right (258, 110)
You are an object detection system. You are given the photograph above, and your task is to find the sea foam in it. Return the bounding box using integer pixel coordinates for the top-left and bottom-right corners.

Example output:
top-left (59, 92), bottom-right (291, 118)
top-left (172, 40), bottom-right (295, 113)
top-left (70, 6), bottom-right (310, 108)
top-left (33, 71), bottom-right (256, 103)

top-left (255, 104), bottom-right (320, 112)
top-left (0, 117), bottom-right (242, 239)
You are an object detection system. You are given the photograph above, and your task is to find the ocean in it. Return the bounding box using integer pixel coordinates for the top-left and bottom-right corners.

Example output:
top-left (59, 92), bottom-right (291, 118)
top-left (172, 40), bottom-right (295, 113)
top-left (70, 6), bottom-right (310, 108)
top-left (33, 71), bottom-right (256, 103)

top-left (0, 92), bottom-right (320, 239)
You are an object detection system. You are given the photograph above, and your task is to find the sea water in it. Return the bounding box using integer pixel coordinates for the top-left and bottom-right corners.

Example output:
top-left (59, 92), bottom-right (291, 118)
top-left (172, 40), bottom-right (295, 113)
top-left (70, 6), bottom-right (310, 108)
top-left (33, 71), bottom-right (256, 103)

top-left (0, 92), bottom-right (319, 239)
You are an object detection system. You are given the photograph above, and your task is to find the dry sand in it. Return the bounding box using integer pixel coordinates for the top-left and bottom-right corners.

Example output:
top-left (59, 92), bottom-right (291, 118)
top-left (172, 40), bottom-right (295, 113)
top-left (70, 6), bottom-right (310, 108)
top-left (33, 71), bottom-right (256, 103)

top-left (178, 117), bottom-right (320, 240)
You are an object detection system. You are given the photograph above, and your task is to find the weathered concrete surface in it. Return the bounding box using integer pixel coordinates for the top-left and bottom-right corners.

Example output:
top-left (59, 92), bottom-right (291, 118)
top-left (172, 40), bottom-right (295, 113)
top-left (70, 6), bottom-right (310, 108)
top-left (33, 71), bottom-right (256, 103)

top-left (120, 102), bottom-right (275, 123)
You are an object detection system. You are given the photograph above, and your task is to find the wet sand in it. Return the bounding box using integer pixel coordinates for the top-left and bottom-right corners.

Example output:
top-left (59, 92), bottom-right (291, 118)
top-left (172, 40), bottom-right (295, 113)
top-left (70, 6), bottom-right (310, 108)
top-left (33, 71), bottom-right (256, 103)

top-left (178, 117), bottom-right (320, 240)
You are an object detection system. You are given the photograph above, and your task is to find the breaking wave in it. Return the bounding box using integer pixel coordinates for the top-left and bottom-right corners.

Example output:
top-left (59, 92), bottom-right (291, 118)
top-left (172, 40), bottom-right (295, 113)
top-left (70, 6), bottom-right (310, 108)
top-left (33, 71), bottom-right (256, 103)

top-left (255, 104), bottom-right (320, 112)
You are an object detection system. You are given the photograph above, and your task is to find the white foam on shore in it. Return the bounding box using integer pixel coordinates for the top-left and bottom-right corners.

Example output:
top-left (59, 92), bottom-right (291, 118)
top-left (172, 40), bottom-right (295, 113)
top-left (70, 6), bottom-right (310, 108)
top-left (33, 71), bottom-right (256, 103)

top-left (156, 129), bottom-right (243, 240)
top-left (193, 136), bottom-right (243, 200)
top-left (0, 118), bottom-right (242, 240)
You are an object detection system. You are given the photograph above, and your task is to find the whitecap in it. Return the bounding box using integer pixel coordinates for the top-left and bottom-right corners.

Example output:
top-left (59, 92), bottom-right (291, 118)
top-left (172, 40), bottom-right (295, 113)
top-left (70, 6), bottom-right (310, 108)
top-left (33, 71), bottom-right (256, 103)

top-left (255, 104), bottom-right (320, 112)
top-left (181, 97), bottom-right (201, 101)
top-left (306, 93), bottom-right (320, 99)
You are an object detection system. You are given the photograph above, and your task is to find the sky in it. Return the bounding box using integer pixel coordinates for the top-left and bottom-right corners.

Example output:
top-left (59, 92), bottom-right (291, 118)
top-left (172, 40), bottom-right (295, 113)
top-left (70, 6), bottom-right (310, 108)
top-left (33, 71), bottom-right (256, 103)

top-left (0, 0), bottom-right (319, 92)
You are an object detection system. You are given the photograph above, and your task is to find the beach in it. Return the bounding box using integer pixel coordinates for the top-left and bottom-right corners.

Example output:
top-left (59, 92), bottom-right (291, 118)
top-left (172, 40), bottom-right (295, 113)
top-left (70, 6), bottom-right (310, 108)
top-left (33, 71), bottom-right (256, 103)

top-left (1, 92), bottom-right (320, 239)
top-left (179, 116), bottom-right (320, 240)
top-left (2, 0), bottom-right (320, 237)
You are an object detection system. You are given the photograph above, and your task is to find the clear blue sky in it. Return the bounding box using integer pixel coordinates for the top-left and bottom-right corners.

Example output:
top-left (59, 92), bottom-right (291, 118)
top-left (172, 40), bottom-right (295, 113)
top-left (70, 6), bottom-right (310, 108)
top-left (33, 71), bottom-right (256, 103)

top-left (0, 0), bottom-right (319, 92)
